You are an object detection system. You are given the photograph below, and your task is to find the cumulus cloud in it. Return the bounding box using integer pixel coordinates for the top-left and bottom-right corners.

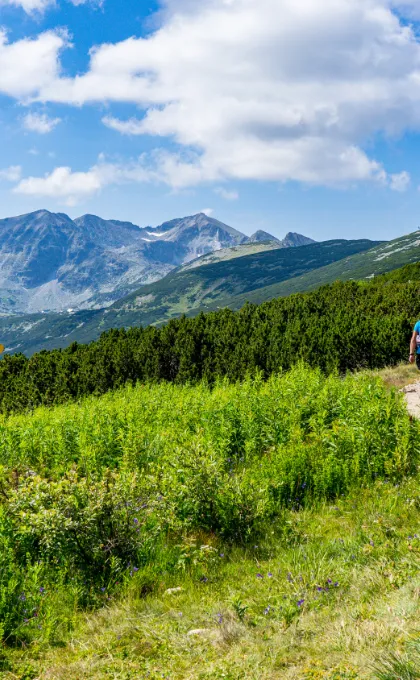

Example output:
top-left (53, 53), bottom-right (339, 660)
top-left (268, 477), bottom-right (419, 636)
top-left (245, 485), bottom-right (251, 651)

top-left (13, 157), bottom-right (154, 205)
top-left (0, 29), bottom-right (68, 99)
top-left (0, 166), bottom-right (22, 182)
top-left (23, 112), bottom-right (61, 134)
top-left (6, 0), bottom-right (420, 189)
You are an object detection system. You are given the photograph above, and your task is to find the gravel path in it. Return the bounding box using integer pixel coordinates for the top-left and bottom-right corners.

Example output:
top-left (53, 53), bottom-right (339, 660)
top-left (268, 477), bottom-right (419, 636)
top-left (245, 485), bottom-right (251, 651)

top-left (402, 380), bottom-right (420, 419)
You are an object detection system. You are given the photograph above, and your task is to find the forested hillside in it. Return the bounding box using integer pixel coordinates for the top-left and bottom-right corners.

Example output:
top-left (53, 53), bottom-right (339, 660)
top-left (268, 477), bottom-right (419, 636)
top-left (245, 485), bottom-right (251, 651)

top-left (1, 262), bottom-right (420, 414)
top-left (201, 229), bottom-right (420, 311)
top-left (0, 237), bottom-right (379, 356)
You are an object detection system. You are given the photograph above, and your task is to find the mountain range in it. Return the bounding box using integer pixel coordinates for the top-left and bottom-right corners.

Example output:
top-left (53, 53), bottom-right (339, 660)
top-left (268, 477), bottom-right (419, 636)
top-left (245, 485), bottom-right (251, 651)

top-left (0, 236), bottom-right (380, 356)
top-left (2, 207), bottom-right (420, 358)
top-left (0, 210), bottom-right (314, 316)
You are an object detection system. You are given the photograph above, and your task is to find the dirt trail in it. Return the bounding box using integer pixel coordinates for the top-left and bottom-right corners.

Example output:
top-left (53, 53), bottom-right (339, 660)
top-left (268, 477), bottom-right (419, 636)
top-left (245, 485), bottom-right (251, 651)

top-left (402, 380), bottom-right (420, 419)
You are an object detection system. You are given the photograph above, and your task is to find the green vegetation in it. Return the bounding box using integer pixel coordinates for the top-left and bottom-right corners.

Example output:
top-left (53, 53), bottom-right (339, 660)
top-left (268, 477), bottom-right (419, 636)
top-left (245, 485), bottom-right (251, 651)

top-left (0, 238), bottom-right (378, 355)
top-left (2, 263), bottom-right (420, 413)
top-left (179, 239), bottom-right (282, 270)
top-left (201, 232), bottom-right (420, 311)
top-left (0, 365), bottom-right (419, 677)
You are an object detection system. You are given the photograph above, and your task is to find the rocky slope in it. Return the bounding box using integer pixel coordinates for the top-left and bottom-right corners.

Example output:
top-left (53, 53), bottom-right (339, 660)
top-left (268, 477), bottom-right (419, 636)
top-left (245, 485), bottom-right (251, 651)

top-left (0, 211), bottom-right (252, 315)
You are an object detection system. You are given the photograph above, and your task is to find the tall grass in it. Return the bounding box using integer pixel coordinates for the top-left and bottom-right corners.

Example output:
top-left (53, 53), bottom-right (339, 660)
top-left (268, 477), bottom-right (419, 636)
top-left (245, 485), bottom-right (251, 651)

top-left (0, 364), bottom-right (417, 651)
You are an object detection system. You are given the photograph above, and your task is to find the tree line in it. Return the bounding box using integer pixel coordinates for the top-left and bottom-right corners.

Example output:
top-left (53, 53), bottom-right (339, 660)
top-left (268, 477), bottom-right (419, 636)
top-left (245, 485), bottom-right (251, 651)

top-left (1, 262), bottom-right (420, 413)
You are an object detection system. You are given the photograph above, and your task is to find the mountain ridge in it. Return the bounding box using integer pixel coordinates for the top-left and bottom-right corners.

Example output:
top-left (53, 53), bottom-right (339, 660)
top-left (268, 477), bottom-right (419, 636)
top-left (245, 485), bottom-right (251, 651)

top-left (0, 236), bottom-right (380, 355)
top-left (0, 209), bottom-right (313, 316)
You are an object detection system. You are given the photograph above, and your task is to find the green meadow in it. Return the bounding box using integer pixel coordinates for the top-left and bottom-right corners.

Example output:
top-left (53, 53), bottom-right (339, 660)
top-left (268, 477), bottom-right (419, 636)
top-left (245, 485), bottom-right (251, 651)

top-left (0, 364), bottom-right (418, 678)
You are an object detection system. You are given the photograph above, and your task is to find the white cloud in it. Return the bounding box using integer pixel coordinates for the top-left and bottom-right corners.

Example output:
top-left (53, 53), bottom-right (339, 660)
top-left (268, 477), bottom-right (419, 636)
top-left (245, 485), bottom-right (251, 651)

top-left (13, 157), bottom-right (154, 205)
top-left (23, 112), bottom-right (61, 134)
top-left (215, 187), bottom-right (239, 201)
top-left (0, 166), bottom-right (22, 182)
top-left (200, 208), bottom-right (214, 216)
top-left (102, 116), bottom-right (144, 135)
top-left (6, 0), bottom-right (420, 189)
top-left (0, 0), bottom-right (54, 11)
top-left (0, 29), bottom-right (68, 99)
top-left (390, 171), bottom-right (411, 192)
top-left (0, 0), bottom-right (102, 13)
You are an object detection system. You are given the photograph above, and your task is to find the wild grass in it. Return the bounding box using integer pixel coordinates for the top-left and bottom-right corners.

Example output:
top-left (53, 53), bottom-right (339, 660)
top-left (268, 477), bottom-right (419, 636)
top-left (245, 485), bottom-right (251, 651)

top-left (373, 362), bottom-right (420, 390)
top-left (0, 364), bottom-right (419, 678)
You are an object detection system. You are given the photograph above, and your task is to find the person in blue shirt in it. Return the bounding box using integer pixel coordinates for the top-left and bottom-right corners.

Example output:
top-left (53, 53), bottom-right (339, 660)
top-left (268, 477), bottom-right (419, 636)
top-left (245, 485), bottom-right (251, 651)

top-left (409, 321), bottom-right (420, 368)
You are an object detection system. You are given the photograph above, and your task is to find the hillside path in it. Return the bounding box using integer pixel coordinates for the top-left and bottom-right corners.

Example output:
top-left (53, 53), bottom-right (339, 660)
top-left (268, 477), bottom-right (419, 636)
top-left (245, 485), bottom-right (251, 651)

top-left (401, 380), bottom-right (420, 419)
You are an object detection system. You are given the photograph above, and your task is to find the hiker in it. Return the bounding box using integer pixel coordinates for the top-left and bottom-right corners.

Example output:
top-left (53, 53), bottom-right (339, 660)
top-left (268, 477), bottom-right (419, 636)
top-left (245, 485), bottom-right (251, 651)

top-left (409, 322), bottom-right (420, 368)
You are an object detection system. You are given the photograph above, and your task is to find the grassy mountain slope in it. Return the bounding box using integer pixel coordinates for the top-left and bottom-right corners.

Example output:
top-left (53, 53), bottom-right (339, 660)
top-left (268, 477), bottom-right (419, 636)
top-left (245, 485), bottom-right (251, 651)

top-left (210, 230), bottom-right (420, 311)
top-left (179, 239), bottom-right (282, 270)
top-left (0, 238), bottom-right (379, 355)
top-left (0, 365), bottom-right (419, 679)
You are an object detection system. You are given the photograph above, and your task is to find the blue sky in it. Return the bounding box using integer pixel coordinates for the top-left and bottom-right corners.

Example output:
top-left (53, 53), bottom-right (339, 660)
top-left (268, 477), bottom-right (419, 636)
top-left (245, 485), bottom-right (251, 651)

top-left (1, 0), bottom-right (420, 241)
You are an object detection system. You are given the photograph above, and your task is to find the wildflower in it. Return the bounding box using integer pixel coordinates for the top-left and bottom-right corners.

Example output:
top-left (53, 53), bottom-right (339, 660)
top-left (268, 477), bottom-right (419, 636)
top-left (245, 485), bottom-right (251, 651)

top-left (287, 573), bottom-right (293, 582)
top-left (219, 553), bottom-right (224, 558)
top-left (327, 578), bottom-right (332, 584)
top-left (133, 567), bottom-right (139, 572)
top-left (264, 606), bottom-right (271, 615)
top-left (39, 587), bottom-right (45, 594)
top-left (133, 518), bottom-right (139, 524)
top-left (216, 613), bottom-right (223, 624)
top-left (369, 540), bottom-right (374, 547)
top-left (316, 586), bottom-right (323, 592)
top-left (334, 582), bottom-right (339, 587)
top-left (267, 572), bottom-right (273, 578)
top-left (297, 599), bottom-right (305, 607)
top-left (19, 594), bottom-right (26, 601)
top-left (200, 576), bottom-right (208, 583)
top-left (256, 573), bottom-right (263, 579)
top-left (101, 587), bottom-right (106, 592)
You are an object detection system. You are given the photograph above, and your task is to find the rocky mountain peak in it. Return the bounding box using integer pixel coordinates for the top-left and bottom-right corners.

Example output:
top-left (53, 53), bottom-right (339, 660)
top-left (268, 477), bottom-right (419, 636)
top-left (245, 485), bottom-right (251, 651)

top-left (249, 230), bottom-right (280, 243)
top-left (281, 232), bottom-right (316, 248)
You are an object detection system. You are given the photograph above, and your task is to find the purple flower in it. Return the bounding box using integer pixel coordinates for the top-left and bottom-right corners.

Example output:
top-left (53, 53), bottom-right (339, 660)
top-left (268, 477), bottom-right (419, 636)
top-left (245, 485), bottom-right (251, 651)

top-left (200, 576), bottom-right (208, 583)
top-left (133, 567), bottom-right (139, 572)
top-left (334, 582), bottom-right (339, 587)
top-left (327, 578), bottom-right (332, 584)
top-left (39, 587), bottom-right (45, 594)
top-left (216, 613), bottom-right (223, 624)
top-left (19, 594), bottom-right (26, 601)
top-left (264, 606), bottom-right (271, 615)
top-left (267, 572), bottom-right (273, 578)
top-left (316, 586), bottom-right (323, 592)
top-left (133, 518), bottom-right (139, 524)
top-left (101, 587), bottom-right (106, 592)
top-left (369, 540), bottom-right (374, 547)
top-left (297, 599), bottom-right (305, 608)
top-left (219, 553), bottom-right (224, 558)
top-left (256, 573), bottom-right (263, 579)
